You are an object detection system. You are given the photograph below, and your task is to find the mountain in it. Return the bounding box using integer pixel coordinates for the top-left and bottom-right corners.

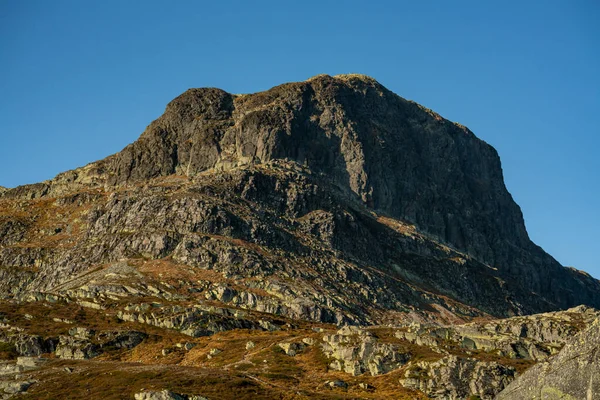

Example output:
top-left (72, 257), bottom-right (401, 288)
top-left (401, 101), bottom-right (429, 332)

top-left (0, 74), bottom-right (598, 399)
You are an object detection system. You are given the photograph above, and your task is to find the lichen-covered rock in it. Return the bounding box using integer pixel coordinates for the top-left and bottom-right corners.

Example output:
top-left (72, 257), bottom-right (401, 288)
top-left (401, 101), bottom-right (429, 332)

top-left (496, 318), bottom-right (600, 400)
top-left (134, 390), bottom-right (208, 400)
top-left (277, 341), bottom-right (305, 356)
top-left (1, 75), bottom-right (598, 323)
top-left (321, 326), bottom-right (410, 376)
top-left (399, 355), bottom-right (515, 399)
top-left (3, 334), bottom-right (55, 357)
top-left (68, 327), bottom-right (95, 339)
top-left (0, 380), bottom-right (35, 395)
top-left (15, 357), bottom-right (48, 369)
top-left (395, 306), bottom-right (599, 362)
top-left (55, 336), bottom-right (100, 360)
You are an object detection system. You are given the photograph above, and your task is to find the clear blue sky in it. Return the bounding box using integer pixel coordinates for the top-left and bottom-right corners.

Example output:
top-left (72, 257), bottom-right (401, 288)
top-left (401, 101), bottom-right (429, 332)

top-left (1, 1), bottom-right (598, 277)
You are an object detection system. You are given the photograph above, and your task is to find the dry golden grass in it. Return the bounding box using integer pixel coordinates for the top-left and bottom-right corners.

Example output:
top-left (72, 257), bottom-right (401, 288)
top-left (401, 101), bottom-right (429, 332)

top-left (22, 360), bottom-right (304, 400)
top-left (0, 296), bottom-right (537, 399)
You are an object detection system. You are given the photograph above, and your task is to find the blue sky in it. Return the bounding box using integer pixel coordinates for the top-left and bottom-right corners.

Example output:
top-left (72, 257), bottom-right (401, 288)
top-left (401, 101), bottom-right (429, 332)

top-left (1, 1), bottom-right (598, 277)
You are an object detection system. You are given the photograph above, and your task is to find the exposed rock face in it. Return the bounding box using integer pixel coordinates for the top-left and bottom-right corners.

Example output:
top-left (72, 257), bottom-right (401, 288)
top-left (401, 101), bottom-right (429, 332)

top-left (55, 329), bottom-right (146, 360)
top-left (97, 74), bottom-right (600, 312)
top-left (1, 74), bottom-right (597, 319)
top-left (55, 336), bottom-right (99, 360)
top-left (399, 355), bottom-right (515, 399)
top-left (496, 318), bottom-right (600, 400)
top-left (12, 335), bottom-right (53, 357)
top-left (134, 390), bottom-right (208, 400)
top-left (396, 306), bottom-right (599, 362)
top-left (322, 326), bottom-right (410, 376)
top-left (0, 74), bottom-right (598, 399)
top-left (0, 357), bottom-right (44, 399)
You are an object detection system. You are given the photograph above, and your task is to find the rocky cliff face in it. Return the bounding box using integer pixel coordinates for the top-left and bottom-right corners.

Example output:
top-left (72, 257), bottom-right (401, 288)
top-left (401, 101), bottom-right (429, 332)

top-left (2, 74), bottom-right (598, 316)
top-left (0, 74), bottom-right (598, 399)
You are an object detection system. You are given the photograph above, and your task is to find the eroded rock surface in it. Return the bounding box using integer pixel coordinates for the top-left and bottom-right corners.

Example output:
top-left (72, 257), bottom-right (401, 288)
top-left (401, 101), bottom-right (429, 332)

top-left (0, 75), bottom-right (598, 399)
top-left (496, 318), bottom-right (600, 400)
top-left (399, 355), bottom-right (515, 399)
top-left (2, 74), bottom-right (598, 319)
top-left (322, 326), bottom-right (410, 376)
top-left (396, 306), bottom-right (599, 362)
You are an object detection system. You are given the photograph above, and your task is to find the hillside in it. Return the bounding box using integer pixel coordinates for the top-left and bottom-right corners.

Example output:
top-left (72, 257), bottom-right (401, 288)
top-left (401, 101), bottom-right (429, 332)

top-left (0, 74), bottom-right (598, 399)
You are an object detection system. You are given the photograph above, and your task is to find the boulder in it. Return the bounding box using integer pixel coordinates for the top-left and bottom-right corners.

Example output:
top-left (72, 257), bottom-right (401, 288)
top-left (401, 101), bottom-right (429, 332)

top-left (55, 336), bottom-right (99, 360)
top-left (399, 355), bottom-right (515, 400)
top-left (277, 342), bottom-right (305, 356)
top-left (322, 326), bottom-right (409, 376)
top-left (496, 318), bottom-right (600, 400)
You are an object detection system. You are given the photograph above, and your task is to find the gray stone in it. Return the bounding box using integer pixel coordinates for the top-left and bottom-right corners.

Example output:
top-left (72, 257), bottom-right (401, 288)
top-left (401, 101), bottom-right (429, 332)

top-left (399, 355), bottom-right (515, 400)
top-left (55, 336), bottom-right (99, 360)
top-left (277, 342), bottom-right (305, 356)
top-left (134, 391), bottom-right (186, 400)
top-left (1, 380), bottom-right (34, 394)
top-left (322, 326), bottom-right (409, 376)
top-left (497, 318), bottom-right (600, 400)
top-left (326, 380), bottom-right (347, 389)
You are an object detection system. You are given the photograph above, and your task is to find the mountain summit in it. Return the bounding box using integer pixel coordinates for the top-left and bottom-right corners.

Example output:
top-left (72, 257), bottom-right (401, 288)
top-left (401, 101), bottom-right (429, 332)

top-left (0, 74), bottom-right (599, 399)
top-left (4, 74), bottom-right (597, 317)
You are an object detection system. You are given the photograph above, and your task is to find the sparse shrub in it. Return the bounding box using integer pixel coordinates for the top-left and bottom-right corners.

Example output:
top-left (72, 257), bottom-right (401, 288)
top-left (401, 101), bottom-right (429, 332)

top-left (0, 341), bottom-right (17, 359)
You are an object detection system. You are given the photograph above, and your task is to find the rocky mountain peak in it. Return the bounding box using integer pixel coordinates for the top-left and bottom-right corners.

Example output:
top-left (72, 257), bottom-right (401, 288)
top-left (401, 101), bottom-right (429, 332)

top-left (1, 75), bottom-right (599, 399)
top-left (87, 75), bottom-right (595, 312)
top-left (2, 75), bottom-right (599, 315)
top-left (107, 74), bottom-right (518, 243)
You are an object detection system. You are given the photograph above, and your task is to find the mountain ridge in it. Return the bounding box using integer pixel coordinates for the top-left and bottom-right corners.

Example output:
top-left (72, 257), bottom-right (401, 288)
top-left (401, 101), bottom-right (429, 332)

top-left (2, 74), bottom-right (598, 316)
top-left (1, 74), bottom-right (599, 399)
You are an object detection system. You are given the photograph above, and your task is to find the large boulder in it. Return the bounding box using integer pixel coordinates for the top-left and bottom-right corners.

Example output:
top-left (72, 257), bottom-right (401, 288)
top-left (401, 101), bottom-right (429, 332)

top-left (321, 326), bottom-right (410, 376)
top-left (399, 355), bottom-right (515, 399)
top-left (496, 318), bottom-right (600, 400)
top-left (134, 390), bottom-right (208, 400)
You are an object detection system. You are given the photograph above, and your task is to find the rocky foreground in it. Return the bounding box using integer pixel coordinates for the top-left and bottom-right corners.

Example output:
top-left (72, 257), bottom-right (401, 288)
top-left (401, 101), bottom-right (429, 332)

top-left (1, 74), bottom-right (599, 399)
top-left (0, 291), bottom-right (598, 399)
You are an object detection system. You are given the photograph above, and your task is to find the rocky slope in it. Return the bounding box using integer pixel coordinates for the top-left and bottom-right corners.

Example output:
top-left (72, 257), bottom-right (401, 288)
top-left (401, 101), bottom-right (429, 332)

top-left (497, 317), bottom-right (600, 400)
top-left (3, 74), bottom-right (598, 316)
top-left (0, 74), bottom-right (598, 399)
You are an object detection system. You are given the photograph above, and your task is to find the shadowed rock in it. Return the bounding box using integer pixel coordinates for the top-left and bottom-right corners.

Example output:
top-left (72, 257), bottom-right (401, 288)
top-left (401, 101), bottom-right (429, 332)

top-left (1, 74), bottom-right (599, 320)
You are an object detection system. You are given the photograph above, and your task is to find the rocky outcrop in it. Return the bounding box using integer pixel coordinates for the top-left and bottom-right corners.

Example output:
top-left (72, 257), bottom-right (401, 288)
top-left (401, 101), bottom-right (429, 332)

top-left (0, 334), bottom-right (56, 357)
top-left (0, 379), bottom-right (35, 398)
top-left (399, 355), bottom-right (515, 399)
top-left (321, 326), bottom-right (410, 376)
top-left (396, 306), bottom-right (599, 362)
top-left (55, 336), bottom-right (100, 360)
top-left (1, 75), bottom-right (597, 322)
top-left (117, 304), bottom-right (261, 337)
top-left (90, 74), bottom-right (600, 313)
top-left (277, 341), bottom-right (306, 356)
top-left (134, 390), bottom-right (208, 400)
top-left (55, 329), bottom-right (146, 360)
top-left (0, 358), bottom-right (45, 399)
top-left (496, 318), bottom-right (600, 400)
